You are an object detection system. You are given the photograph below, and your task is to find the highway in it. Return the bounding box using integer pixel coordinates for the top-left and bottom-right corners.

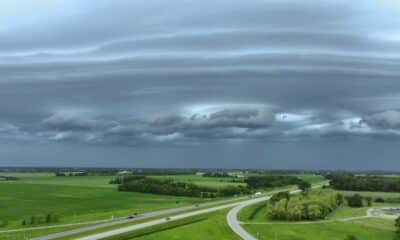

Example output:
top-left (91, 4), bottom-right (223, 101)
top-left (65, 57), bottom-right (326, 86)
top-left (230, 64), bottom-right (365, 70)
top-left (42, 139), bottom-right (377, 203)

top-left (226, 196), bottom-right (270, 240)
top-left (33, 186), bottom-right (313, 240)
top-left (31, 194), bottom-right (254, 240)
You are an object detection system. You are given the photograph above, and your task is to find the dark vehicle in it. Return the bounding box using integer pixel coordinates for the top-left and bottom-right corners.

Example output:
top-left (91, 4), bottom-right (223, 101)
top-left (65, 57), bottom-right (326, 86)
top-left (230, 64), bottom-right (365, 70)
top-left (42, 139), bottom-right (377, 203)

top-left (127, 213), bottom-right (139, 219)
top-left (165, 217), bottom-right (171, 221)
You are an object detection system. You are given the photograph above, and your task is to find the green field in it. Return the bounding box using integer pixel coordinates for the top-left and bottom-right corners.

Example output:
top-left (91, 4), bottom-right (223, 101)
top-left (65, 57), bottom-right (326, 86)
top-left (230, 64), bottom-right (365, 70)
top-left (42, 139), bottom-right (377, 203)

top-left (243, 219), bottom-right (395, 240)
top-left (0, 174), bottom-right (206, 229)
top-left (119, 209), bottom-right (239, 240)
top-left (238, 188), bottom-right (399, 240)
top-left (148, 175), bottom-right (246, 188)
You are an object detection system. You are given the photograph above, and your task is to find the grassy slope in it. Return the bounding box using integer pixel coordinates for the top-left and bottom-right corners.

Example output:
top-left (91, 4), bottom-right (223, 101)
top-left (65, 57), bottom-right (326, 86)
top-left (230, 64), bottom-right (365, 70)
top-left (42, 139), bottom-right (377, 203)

top-left (0, 225), bottom-right (87, 240)
top-left (129, 209), bottom-right (240, 240)
top-left (243, 220), bottom-right (394, 240)
top-left (238, 189), bottom-right (399, 240)
top-left (237, 201), bottom-right (269, 222)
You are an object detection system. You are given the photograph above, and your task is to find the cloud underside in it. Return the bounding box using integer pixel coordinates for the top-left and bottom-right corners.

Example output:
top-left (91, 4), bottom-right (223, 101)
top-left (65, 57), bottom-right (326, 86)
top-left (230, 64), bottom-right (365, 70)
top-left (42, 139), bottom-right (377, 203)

top-left (1, 0), bottom-right (400, 149)
top-left (1, 106), bottom-right (399, 146)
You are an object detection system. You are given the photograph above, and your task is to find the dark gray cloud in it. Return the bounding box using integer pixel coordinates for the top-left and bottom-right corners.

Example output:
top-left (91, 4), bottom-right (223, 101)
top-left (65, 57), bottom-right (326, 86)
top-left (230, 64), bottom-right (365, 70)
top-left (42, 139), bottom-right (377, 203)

top-left (1, 0), bottom-right (400, 169)
top-left (363, 110), bottom-right (400, 129)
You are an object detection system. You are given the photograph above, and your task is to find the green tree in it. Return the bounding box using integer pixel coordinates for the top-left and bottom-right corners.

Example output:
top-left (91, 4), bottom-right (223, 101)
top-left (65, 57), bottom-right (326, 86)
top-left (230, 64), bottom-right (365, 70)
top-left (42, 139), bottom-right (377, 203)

top-left (297, 181), bottom-right (311, 192)
top-left (345, 235), bottom-right (358, 240)
top-left (347, 194), bottom-right (363, 208)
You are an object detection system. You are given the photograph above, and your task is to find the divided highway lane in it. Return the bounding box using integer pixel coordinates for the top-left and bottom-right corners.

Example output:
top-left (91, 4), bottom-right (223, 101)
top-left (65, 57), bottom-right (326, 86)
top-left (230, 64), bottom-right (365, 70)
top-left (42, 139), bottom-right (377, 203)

top-left (76, 188), bottom-right (297, 240)
top-left (31, 194), bottom-right (256, 240)
top-left (77, 200), bottom-right (245, 240)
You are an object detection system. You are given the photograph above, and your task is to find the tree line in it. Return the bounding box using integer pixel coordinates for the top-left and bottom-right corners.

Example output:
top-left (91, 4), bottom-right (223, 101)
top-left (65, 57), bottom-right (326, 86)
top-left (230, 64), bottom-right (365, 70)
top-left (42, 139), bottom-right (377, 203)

top-left (21, 213), bottom-right (60, 226)
top-left (115, 175), bottom-right (310, 198)
top-left (245, 175), bottom-right (309, 189)
top-left (0, 175), bottom-right (18, 181)
top-left (328, 174), bottom-right (400, 192)
top-left (117, 177), bottom-right (250, 198)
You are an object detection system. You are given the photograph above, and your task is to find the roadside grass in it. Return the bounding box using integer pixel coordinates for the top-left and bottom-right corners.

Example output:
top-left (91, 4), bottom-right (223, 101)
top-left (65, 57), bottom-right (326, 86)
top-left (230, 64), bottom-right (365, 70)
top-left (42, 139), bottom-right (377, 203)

top-left (127, 209), bottom-right (240, 240)
top-left (100, 216), bottom-right (209, 240)
top-left (243, 219), bottom-right (395, 240)
top-left (0, 225), bottom-right (87, 240)
top-left (237, 201), bottom-right (269, 222)
top-left (328, 206), bottom-right (371, 219)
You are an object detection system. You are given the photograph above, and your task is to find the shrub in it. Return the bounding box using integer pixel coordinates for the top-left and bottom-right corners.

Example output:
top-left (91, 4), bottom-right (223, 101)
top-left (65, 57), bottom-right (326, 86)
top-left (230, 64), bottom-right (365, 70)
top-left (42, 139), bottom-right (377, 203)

top-left (346, 194), bottom-right (363, 208)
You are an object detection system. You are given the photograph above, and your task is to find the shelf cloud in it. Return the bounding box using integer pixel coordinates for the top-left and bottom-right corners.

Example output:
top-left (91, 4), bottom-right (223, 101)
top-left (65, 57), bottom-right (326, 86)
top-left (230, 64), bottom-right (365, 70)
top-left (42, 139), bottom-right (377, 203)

top-left (1, 0), bottom-right (400, 169)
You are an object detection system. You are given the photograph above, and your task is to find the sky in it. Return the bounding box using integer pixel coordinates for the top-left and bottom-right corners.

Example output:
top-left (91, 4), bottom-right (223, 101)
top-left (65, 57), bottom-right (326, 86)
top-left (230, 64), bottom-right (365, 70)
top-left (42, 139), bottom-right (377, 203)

top-left (1, 0), bottom-right (400, 170)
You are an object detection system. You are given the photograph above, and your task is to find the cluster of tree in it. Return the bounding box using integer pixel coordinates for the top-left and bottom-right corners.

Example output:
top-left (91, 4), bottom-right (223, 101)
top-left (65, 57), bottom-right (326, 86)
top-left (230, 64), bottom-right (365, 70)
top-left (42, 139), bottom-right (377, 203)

top-left (21, 213), bottom-right (60, 226)
top-left (394, 217), bottom-right (400, 240)
top-left (0, 175), bottom-right (18, 181)
top-left (345, 194), bottom-right (364, 207)
top-left (329, 174), bottom-right (400, 192)
top-left (118, 177), bottom-right (250, 197)
top-left (268, 189), bottom-right (343, 221)
top-left (202, 172), bottom-right (231, 178)
top-left (109, 175), bottom-right (145, 184)
top-left (245, 175), bottom-right (309, 189)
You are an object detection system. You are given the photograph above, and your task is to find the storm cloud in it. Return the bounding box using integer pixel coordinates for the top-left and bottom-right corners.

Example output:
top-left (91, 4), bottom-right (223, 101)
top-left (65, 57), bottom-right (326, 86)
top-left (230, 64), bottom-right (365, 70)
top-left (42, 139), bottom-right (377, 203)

top-left (1, 0), bottom-right (400, 170)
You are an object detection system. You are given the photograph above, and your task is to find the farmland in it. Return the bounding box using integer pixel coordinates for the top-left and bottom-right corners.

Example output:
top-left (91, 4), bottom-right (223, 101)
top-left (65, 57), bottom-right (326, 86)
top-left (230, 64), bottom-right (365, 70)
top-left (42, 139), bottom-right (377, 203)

top-left (0, 173), bottom-right (206, 229)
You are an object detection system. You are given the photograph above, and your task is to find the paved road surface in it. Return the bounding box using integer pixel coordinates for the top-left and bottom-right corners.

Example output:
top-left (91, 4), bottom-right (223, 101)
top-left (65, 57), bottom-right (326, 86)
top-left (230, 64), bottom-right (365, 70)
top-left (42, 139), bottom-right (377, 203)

top-left (31, 195), bottom-right (252, 240)
top-left (226, 197), bottom-right (271, 240)
top-left (76, 200), bottom-right (252, 240)
top-left (226, 185), bottom-right (326, 240)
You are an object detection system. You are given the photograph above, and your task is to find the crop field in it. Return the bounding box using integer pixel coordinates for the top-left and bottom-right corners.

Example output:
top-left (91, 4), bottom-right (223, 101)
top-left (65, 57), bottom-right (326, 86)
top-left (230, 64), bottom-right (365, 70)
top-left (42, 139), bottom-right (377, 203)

top-left (0, 173), bottom-right (206, 229)
top-left (148, 175), bottom-right (246, 188)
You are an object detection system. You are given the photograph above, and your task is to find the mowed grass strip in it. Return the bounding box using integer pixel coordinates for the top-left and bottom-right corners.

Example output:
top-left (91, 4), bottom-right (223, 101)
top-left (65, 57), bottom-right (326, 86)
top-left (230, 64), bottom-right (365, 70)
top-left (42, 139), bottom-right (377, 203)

top-left (127, 209), bottom-right (240, 240)
top-left (237, 201), bottom-right (269, 222)
top-left (243, 219), bottom-right (395, 240)
top-left (100, 216), bottom-right (209, 240)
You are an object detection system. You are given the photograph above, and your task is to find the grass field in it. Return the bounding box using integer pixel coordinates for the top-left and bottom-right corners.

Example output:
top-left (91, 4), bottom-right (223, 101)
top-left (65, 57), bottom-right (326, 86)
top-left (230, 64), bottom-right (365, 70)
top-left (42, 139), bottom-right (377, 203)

top-left (121, 209), bottom-right (239, 240)
top-left (238, 188), bottom-right (399, 240)
top-left (243, 219), bottom-right (395, 240)
top-left (0, 174), bottom-right (206, 229)
top-left (0, 225), bottom-right (85, 240)
top-left (148, 175), bottom-right (246, 188)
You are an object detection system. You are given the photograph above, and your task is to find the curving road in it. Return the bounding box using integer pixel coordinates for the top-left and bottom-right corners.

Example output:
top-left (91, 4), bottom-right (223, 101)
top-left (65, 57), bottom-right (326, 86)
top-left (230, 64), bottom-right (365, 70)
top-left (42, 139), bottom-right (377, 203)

top-left (227, 187), bottom-right (327, 240)
top-left (226, 197), bottom-right (270, 240)
top-left (31, 195), bottom-right (251, 240)
top-left (76, 198), bottom-right (256, 240)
